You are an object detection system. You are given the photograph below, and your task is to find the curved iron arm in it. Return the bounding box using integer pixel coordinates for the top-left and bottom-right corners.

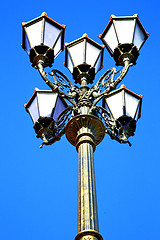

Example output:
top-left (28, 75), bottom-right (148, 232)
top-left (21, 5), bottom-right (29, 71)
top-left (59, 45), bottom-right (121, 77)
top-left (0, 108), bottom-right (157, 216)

top-left (40, 106), bottom-right (73, 148)
top-left (91, 58), bottom-right (133, 109)
top-left (94, 67), bottom-right (117, 90)
top-left (96, 105), bottom-right (132, 146)
top-left (37, 60), bottom-right (77, 107)
top-left (49, 69), bottom-right (75, 90)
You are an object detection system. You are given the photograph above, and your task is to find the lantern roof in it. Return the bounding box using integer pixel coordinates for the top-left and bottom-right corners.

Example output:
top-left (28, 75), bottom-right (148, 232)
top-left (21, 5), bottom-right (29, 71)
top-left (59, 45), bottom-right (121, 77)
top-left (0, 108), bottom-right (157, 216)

top-left (24, 88), bottom-right (68, 110)
top-left (22, 12), bottom-right (66, 35)
top-left (65, 33), bottom-right (104, 50)
top-left (107, 84), bottom-right (143, 99)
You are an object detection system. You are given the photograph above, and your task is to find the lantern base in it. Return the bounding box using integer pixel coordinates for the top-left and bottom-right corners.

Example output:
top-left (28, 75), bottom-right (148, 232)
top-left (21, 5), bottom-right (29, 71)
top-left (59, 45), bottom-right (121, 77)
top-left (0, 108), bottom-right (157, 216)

top-left (30, 45), bottom-right (54, 68)
top-left (73, 64), bottom-right (95, 84)
top-left (114, 43), bottom-right (139, 66)
top-left (34, 117), bottom-right (55, 142)
top-left (116, 116), bottom-right (136, 138)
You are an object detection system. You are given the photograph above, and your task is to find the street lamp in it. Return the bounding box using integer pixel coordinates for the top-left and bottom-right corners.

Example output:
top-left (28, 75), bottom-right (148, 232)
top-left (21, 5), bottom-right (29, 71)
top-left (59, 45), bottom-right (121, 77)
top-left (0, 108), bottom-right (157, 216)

top-left (24, 88), bottom-right (68, 146)
top-left (99, 14), bottom-right (149, 66)
top-left (64, 33), bottom-right (104, 83)
top-left (103, 84), bottom-right (142, 144)
top-left (22, 13), bottom-right (148, 240)
top-left (22, 12), bottom-right (66, 67)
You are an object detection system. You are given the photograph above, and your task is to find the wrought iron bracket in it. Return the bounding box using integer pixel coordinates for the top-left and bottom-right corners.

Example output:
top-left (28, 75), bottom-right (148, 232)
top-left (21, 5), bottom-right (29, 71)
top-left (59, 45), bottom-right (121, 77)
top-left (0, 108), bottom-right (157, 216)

top-left (37, 60), bottom-right (77, 107)
top-left (96, 106), bottom-right (132, 146)
top-left (90, 58), bottom-right (133, 109)
top-left (36, 57), bottom-right (133, 147)
top-left (39, 106), bottom-right (73, 148)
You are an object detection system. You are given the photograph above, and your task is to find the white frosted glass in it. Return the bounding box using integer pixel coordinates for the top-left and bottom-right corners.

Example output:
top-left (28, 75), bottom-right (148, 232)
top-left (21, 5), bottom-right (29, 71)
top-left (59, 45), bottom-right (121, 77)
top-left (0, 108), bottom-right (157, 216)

top-left (44, 21), bottom-right (61, 48)
top-left (25, 20), bottom-right (43, 48)
top-left (53, 97), bottom-right (67, 120)
top-left (114, 19), bottom-right (135, 44)
top-left (69, 41), bottom-right (84, 66)
top-left (135, 104), bottom-right (140, 121)
top-left (37, 92), bottom-right (57, 118)
top-left (86, 42), bottom-right (101, 67)
top-left (28, 96), bottom-right (39, 123)
top-left (94, 57), bottom-right (101, 73)
top-left (105, 92), bottom-right (123, 119)
top-left (54, 36), bottom-right (61, 57)
top-left (103, 23), bottom-right (118, 53)
top-left (24, 32), bottom-right (31, 54)
top-left (125, 92), bottom-right (139, 119)
top-left (133, 22), bottom-right (145, 50)
top-left (67, 53), bottom-right (74, 73)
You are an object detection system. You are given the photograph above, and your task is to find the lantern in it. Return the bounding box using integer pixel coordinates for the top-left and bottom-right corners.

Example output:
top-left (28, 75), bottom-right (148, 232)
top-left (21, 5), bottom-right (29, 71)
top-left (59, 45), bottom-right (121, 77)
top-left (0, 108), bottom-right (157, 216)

top-left (25, 88), bottom-right (68, 142)
top-left (103, 85), bottom-right (142, 139)
top-left (64, 34), bottom-right (104, 83)
top-left (99, 14), bottom-right (149, 66)
top-left (22, 12), bottom-right (66, 67)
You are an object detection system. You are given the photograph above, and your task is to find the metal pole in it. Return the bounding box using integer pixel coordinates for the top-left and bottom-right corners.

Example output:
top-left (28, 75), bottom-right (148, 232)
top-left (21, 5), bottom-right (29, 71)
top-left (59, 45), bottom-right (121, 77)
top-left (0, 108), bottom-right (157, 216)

top-left (77, 140), bottom-right (99, 232)
top-left (66, 114), bottom-right (105, 240)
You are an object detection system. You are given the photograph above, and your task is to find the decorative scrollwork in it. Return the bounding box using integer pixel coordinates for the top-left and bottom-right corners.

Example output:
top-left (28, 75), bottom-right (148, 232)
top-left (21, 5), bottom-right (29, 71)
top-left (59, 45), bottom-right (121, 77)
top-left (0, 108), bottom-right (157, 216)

top-left (37, 58), bottom-right (133, 146)
top-left (49, 69), bottom-right (75, 91)
top-left (55, 106), bottom-right (73, 134)
top-left (91, 59), bottom-right (133, 108)
top-left (37, 60), bottom-right (77, 106)
top-left (94, 67), bottom-right (118, 91)
top-left (95, 58), bottom-right (133, 94)
top-left (40, 106), bottom-right (73, 148)
top-left (96, 106), bottom-right (131, 146)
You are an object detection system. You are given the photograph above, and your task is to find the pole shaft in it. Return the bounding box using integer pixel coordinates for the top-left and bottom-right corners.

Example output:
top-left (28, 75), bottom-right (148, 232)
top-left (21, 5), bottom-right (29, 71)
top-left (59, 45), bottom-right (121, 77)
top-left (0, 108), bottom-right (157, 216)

top-left (78, 140), bottom-right (99, 232)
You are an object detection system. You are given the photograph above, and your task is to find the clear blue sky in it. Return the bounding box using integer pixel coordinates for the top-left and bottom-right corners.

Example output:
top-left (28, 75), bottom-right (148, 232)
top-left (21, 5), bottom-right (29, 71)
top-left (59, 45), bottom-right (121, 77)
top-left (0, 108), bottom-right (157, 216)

top-left (0, 0), bottom-right (160, 240)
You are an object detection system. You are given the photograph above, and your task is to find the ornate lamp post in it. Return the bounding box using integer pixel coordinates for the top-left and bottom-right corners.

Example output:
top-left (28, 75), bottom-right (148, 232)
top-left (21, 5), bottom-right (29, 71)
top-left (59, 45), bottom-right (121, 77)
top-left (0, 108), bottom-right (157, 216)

top-left (22, 13), bottom-right (148, 240)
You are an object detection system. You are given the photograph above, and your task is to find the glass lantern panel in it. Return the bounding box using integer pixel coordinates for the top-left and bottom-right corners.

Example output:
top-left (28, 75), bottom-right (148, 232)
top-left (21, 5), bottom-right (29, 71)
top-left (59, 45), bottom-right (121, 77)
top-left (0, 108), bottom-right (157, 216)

top-left (102, 23), bottom-right (118, 54)
top-left (37, 92), bottom-right (58, 118)
top-left (27, 96), bottom-right (39, 123)
top-left (25, 20), bottom-right (43, 48)
top-left (86, 42), bottom-right (101, 67)
top-left (125, 92), bottom-right (140, 119)
top-left (133, 22), bottom-right (146, 50)
top-left (53, 97), bottom-right (67, 121)
top-left (114, 19), bottom-right (135, 44)
top-left (105, 91), bottom-right (123, 119)
top-left (94, 55), bottom-right (101, 73)
top-left (44, 21), bottom-right (61, 49)
top-left (68, 41), bottom-right (84, 67)
top-left (24, 32), bottom-right (31, 54)
top-left (67, 53), bottom-right (74, 73)
top-left (54, 35), bottom-right (62, 57)
top-left (134, 104), bottom-right (140, 121)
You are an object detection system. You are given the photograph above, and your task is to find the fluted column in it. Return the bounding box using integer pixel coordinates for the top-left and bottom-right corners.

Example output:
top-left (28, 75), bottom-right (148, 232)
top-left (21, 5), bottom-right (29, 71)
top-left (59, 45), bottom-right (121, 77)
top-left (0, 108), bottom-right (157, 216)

top-left (78, 140), bottom-right (98, 231)
top-left (65, 114), bottom-right (105, 240)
